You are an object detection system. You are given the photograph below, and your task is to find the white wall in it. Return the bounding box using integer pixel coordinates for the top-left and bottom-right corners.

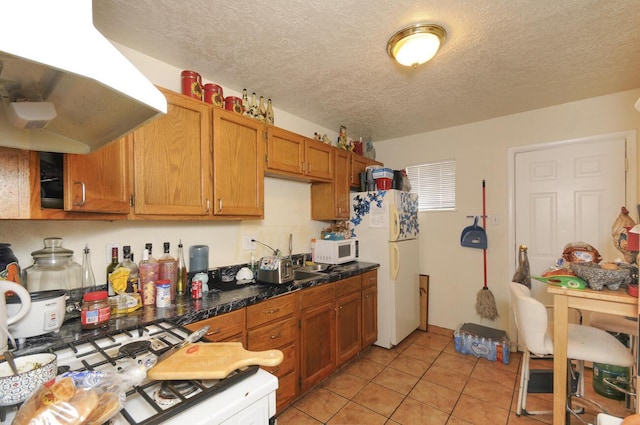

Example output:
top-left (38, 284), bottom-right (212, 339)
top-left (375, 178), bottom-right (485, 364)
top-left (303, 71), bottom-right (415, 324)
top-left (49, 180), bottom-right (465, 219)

top-left (376, 88), bottom-right (640, 333)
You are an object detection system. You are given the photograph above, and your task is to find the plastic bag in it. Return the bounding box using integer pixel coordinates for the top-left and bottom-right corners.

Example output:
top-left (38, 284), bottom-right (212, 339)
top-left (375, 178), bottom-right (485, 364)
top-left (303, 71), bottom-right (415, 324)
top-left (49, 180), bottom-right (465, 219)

top-left (611, 206), bottom-right (637, 263)
top-left (13, 355), bottom-right (153, 425)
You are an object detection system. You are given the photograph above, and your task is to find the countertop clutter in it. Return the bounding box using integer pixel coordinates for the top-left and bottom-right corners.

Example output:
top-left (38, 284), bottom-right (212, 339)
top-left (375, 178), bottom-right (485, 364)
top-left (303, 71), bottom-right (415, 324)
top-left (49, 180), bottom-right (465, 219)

top-left (11, 261), bottom-right (378, 356)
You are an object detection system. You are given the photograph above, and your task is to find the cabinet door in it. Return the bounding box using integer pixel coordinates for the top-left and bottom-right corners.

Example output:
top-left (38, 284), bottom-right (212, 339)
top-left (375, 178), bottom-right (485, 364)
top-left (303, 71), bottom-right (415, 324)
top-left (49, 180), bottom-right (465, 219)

top-left (65, 136), bottom-right (130, 214)
top-left (350, 153), bottom-right (368, 189)
top-left (304, 138), bottom-right (333, 181)
top-left (310, 148), bottom-right (350, 220)
top-left (212, 108), bottom-right (264, 217)
top-left (133, 88), bottom-right (212, 215)
top-left (299, 300), bottom-right (335, 391)
top-left (266, 126), bottom-right (305, 176)
top-left (0, 147), bottom-right (30, 218)
top-left (362, 284), bottom-right (378, 348)
top-left (336, 291), bottom-right (361, 366)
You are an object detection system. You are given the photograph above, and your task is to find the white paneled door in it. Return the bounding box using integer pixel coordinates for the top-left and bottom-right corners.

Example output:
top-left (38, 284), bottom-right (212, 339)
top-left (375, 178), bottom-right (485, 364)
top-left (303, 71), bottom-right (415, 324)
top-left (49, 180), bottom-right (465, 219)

top-left (514, 133), bottom-right (629, 304)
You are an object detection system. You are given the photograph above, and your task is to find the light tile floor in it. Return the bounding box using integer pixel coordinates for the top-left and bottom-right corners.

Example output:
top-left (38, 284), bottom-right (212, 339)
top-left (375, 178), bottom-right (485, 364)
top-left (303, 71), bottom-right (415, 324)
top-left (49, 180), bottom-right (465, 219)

top-left (276, 326), bottom-right (633, 425)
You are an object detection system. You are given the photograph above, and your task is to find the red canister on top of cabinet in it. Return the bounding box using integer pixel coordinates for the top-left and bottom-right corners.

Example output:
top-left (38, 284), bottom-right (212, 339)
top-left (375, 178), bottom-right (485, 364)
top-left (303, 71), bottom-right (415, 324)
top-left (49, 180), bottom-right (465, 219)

top-left (181, 70), bottom-right (202, 100)
top-left (203, 83), bottom-right (224, 107)
top-left (224, 96), bottom-right (243, 114)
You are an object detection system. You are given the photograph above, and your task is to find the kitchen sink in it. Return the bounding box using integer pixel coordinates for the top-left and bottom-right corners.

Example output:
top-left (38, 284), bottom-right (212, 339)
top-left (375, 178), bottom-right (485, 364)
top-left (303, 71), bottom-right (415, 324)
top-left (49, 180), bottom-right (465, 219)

top-left (293, 270), bottom-right (324, 280)
top-left (295, 264), bottom-right (332, 273)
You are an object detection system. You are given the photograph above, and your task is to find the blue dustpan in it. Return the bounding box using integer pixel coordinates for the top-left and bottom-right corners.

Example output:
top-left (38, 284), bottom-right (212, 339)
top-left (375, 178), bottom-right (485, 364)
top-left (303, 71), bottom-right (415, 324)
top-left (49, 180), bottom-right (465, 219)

top-left (460, 216), bottom-right (487, 249)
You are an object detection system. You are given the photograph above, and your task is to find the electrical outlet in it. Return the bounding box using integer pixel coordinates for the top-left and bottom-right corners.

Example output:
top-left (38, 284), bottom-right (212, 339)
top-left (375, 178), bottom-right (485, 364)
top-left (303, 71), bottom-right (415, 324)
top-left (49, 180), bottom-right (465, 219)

top-left (242, 235), bottom-right (256, 251)
top-left (105, 243), bottom-right (121, 264)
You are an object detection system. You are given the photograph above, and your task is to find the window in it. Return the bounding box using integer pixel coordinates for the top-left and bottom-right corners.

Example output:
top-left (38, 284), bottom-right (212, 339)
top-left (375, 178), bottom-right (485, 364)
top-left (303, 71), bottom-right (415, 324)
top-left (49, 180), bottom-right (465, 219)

top-left (406, 160), bottom-right (456, 211)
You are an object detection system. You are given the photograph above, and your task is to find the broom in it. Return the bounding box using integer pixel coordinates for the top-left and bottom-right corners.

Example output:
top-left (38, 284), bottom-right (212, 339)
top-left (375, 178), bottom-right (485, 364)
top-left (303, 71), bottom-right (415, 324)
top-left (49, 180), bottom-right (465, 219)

top-left (476, 180), bottom-right (499, 320)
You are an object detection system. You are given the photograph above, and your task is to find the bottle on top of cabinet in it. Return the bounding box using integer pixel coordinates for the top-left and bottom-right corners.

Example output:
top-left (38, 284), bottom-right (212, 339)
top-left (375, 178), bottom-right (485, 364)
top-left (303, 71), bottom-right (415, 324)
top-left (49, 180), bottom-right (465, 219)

top-left (257, 96), bottom-right (266, 122)
top-left (266, 99), bottom-right (274, 125)
top-left (158, 242), bottom-right (177, 302)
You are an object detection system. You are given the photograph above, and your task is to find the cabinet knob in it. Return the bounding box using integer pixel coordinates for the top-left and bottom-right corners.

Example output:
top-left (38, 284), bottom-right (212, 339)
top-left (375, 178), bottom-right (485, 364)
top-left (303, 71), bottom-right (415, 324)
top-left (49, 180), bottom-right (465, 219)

top-left (73, 181), bottom-right (86, 206)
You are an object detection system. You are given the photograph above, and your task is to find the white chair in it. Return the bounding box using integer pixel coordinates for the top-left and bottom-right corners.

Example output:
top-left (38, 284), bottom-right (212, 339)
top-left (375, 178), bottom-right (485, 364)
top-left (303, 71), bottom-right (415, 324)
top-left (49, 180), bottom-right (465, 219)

top-left (596, 413), bottom-right (624, 425)
top-left (510, 282), bottom-right (634, 419)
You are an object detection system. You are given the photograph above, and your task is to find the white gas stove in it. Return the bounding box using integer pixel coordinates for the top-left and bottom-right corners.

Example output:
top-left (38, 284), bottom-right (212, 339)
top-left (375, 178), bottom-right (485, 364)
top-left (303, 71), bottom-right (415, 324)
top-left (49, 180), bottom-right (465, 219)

top-left (2, 320), bottom-right (278, 425)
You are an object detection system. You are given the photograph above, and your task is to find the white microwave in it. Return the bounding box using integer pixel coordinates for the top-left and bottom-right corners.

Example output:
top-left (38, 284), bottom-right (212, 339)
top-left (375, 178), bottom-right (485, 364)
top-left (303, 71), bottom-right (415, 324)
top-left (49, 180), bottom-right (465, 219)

top-left (314, 239), bottom-right (359, 264)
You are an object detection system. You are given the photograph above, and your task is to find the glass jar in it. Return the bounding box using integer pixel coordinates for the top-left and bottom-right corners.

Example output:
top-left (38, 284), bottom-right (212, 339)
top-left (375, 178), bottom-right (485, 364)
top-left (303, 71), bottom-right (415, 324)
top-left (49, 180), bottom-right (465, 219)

top-left (81, 290), bottom-right (110, 329)
top-left (22, 237), bottom-right (82, 292)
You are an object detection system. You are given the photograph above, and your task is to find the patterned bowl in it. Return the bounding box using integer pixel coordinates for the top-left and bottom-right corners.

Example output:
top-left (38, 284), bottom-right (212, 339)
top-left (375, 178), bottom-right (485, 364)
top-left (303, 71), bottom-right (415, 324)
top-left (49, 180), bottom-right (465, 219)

top-left (0, 353), bottom-right (57, 406)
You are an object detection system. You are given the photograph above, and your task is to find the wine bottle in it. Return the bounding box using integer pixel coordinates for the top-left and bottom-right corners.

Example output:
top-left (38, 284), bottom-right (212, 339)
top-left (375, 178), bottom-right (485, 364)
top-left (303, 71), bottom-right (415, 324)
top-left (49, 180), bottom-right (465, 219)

top-left (257, 96), bottom-right (266, 122)
top-left (242, 89), bottom-right (250, 116)
top-left (249, 92), bottom-right (258, 118)
top-left (266, 98), bottom-right (274, 125)
top-left (106, 247), bottom-right (119, 296)
top-left (138, 249), bottom-right (159, 306)
top-left (145, 243), bottom-right (158, 263)
top-left (120, 246), bottom-right (139, 293)
top-left (158, 242), bottom-right (177, 302)
top-left (176, 240), bottom-right (187, 296)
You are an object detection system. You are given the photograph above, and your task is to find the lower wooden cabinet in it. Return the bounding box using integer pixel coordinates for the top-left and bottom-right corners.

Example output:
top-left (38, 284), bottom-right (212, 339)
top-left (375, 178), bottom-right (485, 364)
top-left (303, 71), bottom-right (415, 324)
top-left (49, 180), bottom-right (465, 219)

top-left (299, 283), bottom-right (336, 391)
top-left (362, 270), bottom-right (378, 348)
top-left (246, 293), bottom-right (298, 413)
top-left (184, 269), bottom-right (378, 413)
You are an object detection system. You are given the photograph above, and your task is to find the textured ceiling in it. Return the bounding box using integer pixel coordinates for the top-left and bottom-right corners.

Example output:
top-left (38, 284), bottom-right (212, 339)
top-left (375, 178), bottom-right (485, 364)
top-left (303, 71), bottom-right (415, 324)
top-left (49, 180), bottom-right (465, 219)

top-left (93, 0), bottom-right (640, 142)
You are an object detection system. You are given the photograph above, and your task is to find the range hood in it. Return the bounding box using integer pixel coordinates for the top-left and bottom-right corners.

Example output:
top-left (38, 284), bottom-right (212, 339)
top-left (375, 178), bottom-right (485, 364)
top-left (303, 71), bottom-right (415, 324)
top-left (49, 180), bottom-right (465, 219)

top-left (0, 0), bottom-right (167, 154)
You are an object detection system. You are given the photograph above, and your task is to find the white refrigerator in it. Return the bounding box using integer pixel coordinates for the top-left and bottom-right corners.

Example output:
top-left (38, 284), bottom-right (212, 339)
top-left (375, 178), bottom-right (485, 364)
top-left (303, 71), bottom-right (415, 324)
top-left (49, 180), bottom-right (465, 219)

top-left (350, 189), bottom-right (420, 348)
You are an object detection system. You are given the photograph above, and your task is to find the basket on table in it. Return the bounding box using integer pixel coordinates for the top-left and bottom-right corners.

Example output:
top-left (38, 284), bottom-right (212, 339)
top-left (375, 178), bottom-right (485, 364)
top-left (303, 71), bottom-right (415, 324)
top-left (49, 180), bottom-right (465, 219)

top-left (569, 262), bottom-right (637, 291)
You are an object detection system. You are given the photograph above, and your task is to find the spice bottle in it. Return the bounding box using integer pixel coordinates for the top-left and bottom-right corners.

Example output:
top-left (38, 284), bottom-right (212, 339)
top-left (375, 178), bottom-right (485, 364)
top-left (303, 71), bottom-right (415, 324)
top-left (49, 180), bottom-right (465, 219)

top-left (81, 290), bottom-right (110, 329)
top-left (138, 249), bottom-right (159, 306)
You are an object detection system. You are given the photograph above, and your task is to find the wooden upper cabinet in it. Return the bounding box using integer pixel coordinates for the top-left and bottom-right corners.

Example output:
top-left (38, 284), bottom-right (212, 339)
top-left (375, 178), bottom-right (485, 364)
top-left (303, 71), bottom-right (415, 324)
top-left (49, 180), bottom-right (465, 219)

top-left (350, 153), bottom-right (368, 189)
top-left (212, 107), bottom-right (264, 218)
top-left (0, 147), bottom-right (31, 219)
top-left (266, 127), bottom-right (333, 183)
top-left (132, 88), bottom-right (212, 216)
top-left (310, 148), bottom-right (350, 221)
top-left (64, 137), bottom-right (131, 214)
top-left (304, 138), bottom-right (333, 181)
top-left (266, 126), bottom-right (305, 177)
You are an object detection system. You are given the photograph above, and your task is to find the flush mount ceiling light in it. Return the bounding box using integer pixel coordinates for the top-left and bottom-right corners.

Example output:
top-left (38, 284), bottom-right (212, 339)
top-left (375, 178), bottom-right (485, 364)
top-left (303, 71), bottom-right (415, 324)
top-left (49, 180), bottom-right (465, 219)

top-left (387, 24), bottom-right (447, 67)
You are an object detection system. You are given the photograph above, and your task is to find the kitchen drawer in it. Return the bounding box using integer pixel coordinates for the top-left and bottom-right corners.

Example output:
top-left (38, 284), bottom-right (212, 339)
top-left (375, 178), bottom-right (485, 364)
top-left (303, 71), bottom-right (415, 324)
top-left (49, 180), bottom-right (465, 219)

top-left (275, 371), bottom-right (297, 413)
top-left (300, 282), bottom-right (335, 310)
top-left (184, 308), bottom-right (245, 342)
top-left (261, 343), bottom-right (296, 377)
top-left (246, 292), bottom-right (297, 329)
top-left (335, 276), bottom-right (361, 298)
top-left (247, 316), bottom-right (297, 351)
top-left (362, 269), bottom-right (377, 288)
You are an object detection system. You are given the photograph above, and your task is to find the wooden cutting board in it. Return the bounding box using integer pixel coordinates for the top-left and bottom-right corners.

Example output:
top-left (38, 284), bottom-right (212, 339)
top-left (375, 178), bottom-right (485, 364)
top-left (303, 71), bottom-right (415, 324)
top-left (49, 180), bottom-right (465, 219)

top-left (147, 342), bottom-right (283, 380)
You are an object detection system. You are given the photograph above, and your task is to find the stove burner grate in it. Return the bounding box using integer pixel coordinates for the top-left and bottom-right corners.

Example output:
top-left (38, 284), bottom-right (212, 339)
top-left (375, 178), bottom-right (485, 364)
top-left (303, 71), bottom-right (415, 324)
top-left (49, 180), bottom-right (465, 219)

top-left (119, 340), bottom-right (152, 357)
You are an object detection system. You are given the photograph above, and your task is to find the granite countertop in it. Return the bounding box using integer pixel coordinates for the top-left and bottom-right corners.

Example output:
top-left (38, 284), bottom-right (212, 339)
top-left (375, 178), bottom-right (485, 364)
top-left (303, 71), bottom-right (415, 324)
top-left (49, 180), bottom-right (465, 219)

top-left (12, 261), bottom-right (379, 355)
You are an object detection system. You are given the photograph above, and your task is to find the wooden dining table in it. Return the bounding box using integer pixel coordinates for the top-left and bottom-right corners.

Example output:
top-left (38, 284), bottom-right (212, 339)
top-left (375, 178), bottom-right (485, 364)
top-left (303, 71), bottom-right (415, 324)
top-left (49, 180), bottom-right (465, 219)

top-left (548, 285), bottom-right (638, 425)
